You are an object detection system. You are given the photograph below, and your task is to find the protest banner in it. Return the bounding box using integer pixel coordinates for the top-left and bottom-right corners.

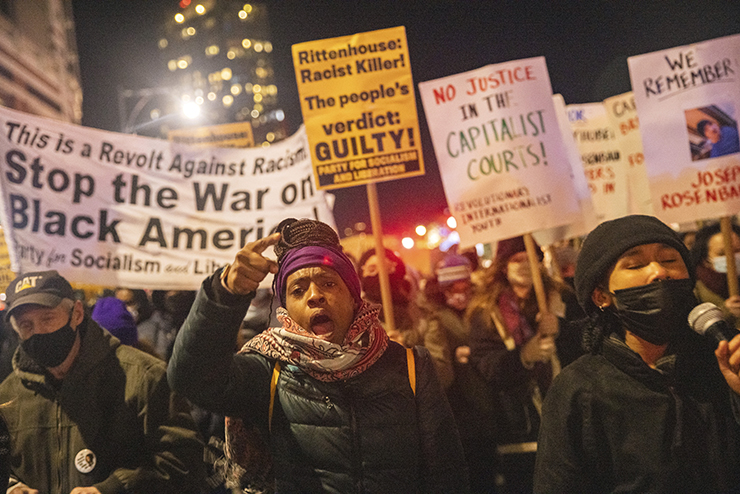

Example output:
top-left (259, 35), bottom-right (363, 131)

top-left (603, 92), bottom-right (653, 215)
top-left (418, 57), bottom-right (582, 248)
top-left (292, 26), bottom-right (424, 190)
top-left (566, 101), bottom-right (629, 222)
top-left (168, 121), bottom-right (255, 148)
top-left (627, 34), bottom-right (740, 224)
top-left (0, 106), bottom-right (334, 289)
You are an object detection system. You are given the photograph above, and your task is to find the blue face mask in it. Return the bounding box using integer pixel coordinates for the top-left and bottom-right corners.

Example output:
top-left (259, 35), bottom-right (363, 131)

top-left (711, 252), bottom-right (740, 274)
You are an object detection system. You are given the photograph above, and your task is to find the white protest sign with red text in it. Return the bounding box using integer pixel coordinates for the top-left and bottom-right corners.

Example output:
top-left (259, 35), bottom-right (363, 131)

top-left (418, 57), bottom-right (581, 247)
top-left (628, 34), bottom-right (740, 224)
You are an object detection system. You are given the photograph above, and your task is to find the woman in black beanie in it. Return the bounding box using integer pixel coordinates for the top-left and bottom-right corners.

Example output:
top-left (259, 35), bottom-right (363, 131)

top-left (534, 215), bottom-right (740, 494)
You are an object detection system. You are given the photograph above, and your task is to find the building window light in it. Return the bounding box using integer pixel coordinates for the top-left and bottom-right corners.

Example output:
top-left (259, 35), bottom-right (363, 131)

top-left (241, 39), bottom-right (252, 49)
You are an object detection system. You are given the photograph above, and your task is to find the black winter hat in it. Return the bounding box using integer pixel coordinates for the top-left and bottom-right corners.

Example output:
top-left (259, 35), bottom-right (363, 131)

top-left (574, 215), bottom-right (694, 314)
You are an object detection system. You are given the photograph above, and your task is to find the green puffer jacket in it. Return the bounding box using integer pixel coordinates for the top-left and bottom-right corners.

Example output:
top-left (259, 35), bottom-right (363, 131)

top-left (0, 318), bottom-right (204, 494)
top-left (168, 274), bottom-right (470, 494)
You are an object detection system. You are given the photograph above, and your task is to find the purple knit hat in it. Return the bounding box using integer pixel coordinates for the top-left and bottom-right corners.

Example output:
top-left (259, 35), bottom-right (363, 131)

top-left (92, 297), bottom-right (139, 346)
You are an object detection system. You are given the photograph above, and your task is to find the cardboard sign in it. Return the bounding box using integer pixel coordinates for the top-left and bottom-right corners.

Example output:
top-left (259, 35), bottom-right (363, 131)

top-left (628, 34), bottom-right (740, 224)
top-left (603, 92), bottom-right (654, 215)
top-left (292, 26), bottom-right (424, 189)
top-left (567, 102), bottom-right (629, 222)
top-left (0, 107), bottom-right (334, 289)
top-left (419, 57), bottom-right (581, 247)
top-left (533, 95), bottom-right (598, 246)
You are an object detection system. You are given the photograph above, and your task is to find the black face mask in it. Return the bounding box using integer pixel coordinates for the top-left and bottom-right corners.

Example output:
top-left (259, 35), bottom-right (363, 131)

top-left (361, 275), bottom-right (410, 305)
top-left (21, 312), bottom-right (77, 368)
top-left (611, 278), bottom-right (697, 345)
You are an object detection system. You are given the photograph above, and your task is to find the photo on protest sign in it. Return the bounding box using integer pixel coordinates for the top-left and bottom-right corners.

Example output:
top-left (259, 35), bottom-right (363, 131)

top-left (418, 56), bottom-right (582, 247)
top-left (685, 103), bottom-right (740, 162)
top-left (0, 106), bottom-right (334, 289)
top-left (292, 26), bottom-right (424, 190)
top-left (628, 33), bottom-right (740, 225)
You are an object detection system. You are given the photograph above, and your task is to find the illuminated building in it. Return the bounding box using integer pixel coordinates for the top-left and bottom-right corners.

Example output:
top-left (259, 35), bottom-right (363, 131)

top-left (126, 0), bottom-right (286, 145)
top-left (0, 0), bottom-right (82, 122)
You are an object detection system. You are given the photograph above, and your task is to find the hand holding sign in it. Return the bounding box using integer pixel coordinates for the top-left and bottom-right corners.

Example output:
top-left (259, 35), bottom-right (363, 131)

top-left (222, 232), bottom-right (280, 295)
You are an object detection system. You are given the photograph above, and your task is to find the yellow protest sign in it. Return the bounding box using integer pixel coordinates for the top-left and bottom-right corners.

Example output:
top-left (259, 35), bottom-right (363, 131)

top-left (0, 227), bottom-right (14, 293)
top-left (292, 26), bottom-right (424, 190)
top-left (168, 121), bottom-right (255, 148)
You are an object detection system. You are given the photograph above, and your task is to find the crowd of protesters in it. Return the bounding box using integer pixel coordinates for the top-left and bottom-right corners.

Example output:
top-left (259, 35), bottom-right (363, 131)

top-left (1, 215), bottom-right (740, 493)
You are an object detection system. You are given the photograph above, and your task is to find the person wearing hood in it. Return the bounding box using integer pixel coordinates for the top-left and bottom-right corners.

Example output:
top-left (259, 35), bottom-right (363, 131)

top-left (534, 215), bottom-right (740, 493)
top-left (0, 270), bottom-right (204, 494)
top-left (167, 218), bottom-right (469, 493)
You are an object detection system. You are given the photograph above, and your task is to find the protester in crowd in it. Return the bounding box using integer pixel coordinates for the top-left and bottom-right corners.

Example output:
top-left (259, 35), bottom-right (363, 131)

top-left (168, 218), bottom-right (469, 493)
top-left (91, 296), bottom-right (161, 358)
top-left (467, 235), bottom-right (582, 494)
top-left (534, 215), bottom-right (740, 493)
top-left (698, 119), bottom-right (740, 158)
top-left (138, 289), bottom-right (196, 361)
top-left (681, 229), bottom-right (697, 251)
top-left (0, 270), bottom-right (204, 493)
top-left (0, 309), bottom-right (18, 383)
top-left (0, 410), bottom-right (8, 491)
top-left (114, 287), bottom-right (153, 325)
top-left (690, 221), bottom-right (740, 329)
top-left (358, 247), bottom-right (422, 347)
top-left (422, 252), bottom-right (498, 493)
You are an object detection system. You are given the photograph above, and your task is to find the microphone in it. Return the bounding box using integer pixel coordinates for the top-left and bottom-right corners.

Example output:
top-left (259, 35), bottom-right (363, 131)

top-left (688, 302), bottom-right (739, 343)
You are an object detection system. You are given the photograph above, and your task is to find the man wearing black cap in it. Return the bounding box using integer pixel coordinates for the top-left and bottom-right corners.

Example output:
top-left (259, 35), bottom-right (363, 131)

top-left (534, 215), bottom-right (740, 493)
top-left (0, 270), bottom-right (204, 494)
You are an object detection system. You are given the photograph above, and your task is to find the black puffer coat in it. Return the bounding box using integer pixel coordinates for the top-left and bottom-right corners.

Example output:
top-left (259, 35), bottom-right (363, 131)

top-left (168, 274), bottom-right (469, 493)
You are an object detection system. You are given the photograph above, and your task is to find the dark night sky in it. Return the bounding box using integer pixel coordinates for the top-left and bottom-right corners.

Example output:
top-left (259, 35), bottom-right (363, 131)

top-left (70, 0), bottom-right (740, 237)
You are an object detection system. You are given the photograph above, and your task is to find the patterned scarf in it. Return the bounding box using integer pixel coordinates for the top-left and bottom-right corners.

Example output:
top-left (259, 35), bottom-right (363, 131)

top-left (242, 299), bottom-right (389, 381)
top-left (223, 300), bottom-right (388, 490)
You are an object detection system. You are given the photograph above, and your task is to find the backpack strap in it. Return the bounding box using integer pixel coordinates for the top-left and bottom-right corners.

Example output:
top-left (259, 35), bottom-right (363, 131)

top-left (406, 347), bottom-right (416, 395)
top-left (269, 361), bottom-right (281, 432)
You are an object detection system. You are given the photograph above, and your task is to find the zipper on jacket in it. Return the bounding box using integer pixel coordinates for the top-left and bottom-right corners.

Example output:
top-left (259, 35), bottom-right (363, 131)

top-left (349, 399), bottom-right (364, 494)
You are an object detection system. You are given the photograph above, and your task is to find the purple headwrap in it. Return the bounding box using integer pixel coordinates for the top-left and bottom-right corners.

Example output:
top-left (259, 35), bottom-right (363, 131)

top-left (274, 245), bottom-right (362, 307)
